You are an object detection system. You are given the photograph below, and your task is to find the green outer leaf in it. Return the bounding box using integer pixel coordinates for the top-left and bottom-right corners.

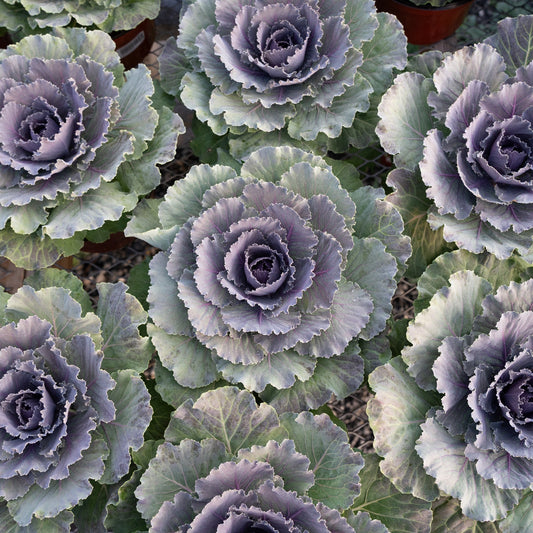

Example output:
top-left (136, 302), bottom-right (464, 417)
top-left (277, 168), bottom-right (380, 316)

top-left (351, 186), bottom-right (411, 279)
top-left (158, 163), bottom-right (238, 229)
top-left (124, 198), bottom-right (179, 250)
top-left (163, 387), bottom-right (286, 453)
top-left (116, 107), bottom-right (184, 197)
top-left (430, 496), bottom-right (501, 533)
top-left (350, 453), bottom-right (432, 533)
top-left (44, 182), bottom-right (137, 240)
top-left (427, 209), bottom-right (533, 262)
top-left (6, 285), bottom-right (102, 344)
top-left (359, 12), bottom-right (407, 95)
top-left (24, 268), bottom-right (93, 315)
top-left (344, 237), bottom-right (396, 341)
top-left (229, 129), bottom-right (311, 162)
top-left (72, 480), bottom-right (118, 533)
top-left (484, 15), bottom-right (533, 76)
top-left (407, 50), bottom-right (445, 78)
top-left (95, 0), bottom-right (161, 33)
top-left (415, 250), bottom-right (533, 313)
top-left (240, 145), bottom-right (328, 183)
top-left (360, 332), bottom-right (392, 375)
top-left (0, 501), bottom-right (73, 533)
top-left (236, 439), bottom-right (314, 495)
top-left (148, 323), bottom-right (219, 389)
top-left (7, 436), bottom-right (108, 527)
top-left (135, 438), bottom-right (230, 521)
top-left (287, 74), bottom-right (371, 141)
top-left (403, 271), bottom-right (492, 391)
top-left (416, 417), bottom-right (520, 522)
top-left (280, 411), bottom-right (364, 510)
top-left (0, 287), bottom-right (10, 326)
top-left (54, 27), bottom-right (123, 77)
top-left (216, 348), bottom-right (316, 393)
top-left (499, 490), bottom-right (533, 533)
top-left (158, 35), bottom-right (189, 97)
top-left (142, 371), bottom-right (174, 442)
top-left (0, 227), bottom-right (84, 269)
top-left (153, 356), bottom-right (226, 410)
top-left (344, 511), bottom-right (389, 533)
top-left (260, 340), bottom-right (364, 413)
top-left (344, 0), bottom-right (379, 49)
top-left (385, 167), bottom-right (452, 279)
top-left (98, 370), bottom-right (153, 485)
top-left (104, 469), bottom-right (147, 533)
top-left (96, 282), bottom-right (152, 374)
top-left (210, 87), bottom-right (297, 133)
top-left (116, 65), bottom-right (156, 159)
top-left (376, 72), bottom-right (435, 170)
top-left (180, 71), bottom-right (229, 136)
top-left (367, 357), bottom-right (440, 502)
top-left (2, 33), bottom-right (72, 60)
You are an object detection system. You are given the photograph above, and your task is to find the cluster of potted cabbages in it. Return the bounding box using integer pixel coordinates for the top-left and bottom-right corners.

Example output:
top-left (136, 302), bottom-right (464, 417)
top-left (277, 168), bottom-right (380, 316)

top-left (1, 0), bottom-right (533, 531)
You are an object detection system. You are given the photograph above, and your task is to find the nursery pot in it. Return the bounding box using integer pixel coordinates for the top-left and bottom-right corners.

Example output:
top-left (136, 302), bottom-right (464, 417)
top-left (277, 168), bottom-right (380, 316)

top-left (375, 0), bottom-right (475, 45)
top-left (112, 18), bottom-right (156, 69)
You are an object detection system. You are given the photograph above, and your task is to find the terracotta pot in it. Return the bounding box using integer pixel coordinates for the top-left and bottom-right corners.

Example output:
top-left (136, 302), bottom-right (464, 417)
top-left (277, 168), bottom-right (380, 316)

top-left (112, 18), bottom-right (156, 69)
top-left (375, 0), bottom-right (474, 45)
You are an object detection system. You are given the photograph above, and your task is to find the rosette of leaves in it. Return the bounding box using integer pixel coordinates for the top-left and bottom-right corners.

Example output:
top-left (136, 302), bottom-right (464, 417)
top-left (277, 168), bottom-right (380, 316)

top-left (158, 0), bottom-right (407, 160)
top-left (376, 15), bottom-right (533, 277)
top-left (367, 251), bottom-right (533, 530)
top-left (0, 27), bottom-right (184, 269)
top-left (125, 145), bottom-right (410, 412)
top-left (0, 0), bottom-right (160, 34)
top-left (128, 386), bottom-right (388, 533)
top-left (0, 269), bottom-right (154, 532)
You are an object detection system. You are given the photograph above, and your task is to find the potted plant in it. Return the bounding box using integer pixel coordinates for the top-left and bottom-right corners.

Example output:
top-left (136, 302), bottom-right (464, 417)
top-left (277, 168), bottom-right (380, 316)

top-left (0, 269), bottom-right (154, 531)
top-left (0, 27), bottom-right (185, 271)
top-left (0, 0), bottom-right (161, 68)
top-left (129, 386), bottom-right (373, 531)
top-left (368, 250), bottom-right (533, 530)
top-left (158, 0), bottom-right (408, 161)
top-left (375, 14), bottom-right (533, 277)
top-left (125, 145), bottom-right (411, 413)
top-left (375, 0), bottom-right (475, 45)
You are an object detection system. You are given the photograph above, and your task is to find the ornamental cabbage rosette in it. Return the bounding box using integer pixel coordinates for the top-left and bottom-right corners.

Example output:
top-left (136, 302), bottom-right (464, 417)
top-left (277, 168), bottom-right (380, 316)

top-left (159, 0), bottom-right (407, 158)
top-left (0, 270), bottom-right (154, 531)
top-left (367, 262), bottom-right (533, 528)
top-left (0, 27), bottom-right (184, 269)
top-left (376, 15), bottom-right (533, 274)
top-left (125, 145), bottom-right (410, 412)
top-left (0, 0), bottom-right (160, 33)
top-left (132, 386), bottom-right (387, 533)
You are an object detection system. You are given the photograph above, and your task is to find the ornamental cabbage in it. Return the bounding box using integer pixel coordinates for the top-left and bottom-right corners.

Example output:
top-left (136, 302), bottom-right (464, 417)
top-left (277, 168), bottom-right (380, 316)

top-left (125, 145), bottom-right (410, 412)
top-left (368, 251), bottom-right (533, 529)
top-left (0, 0), bottom-right (160, 33)
top-left (133, 386), bottom-right (386, 533)
top-left (376, 15), bottom-right (533, 273)
top-left (159, 0), bottom-right (407, 158)
top-left (0, 270), bottom-right (154, 531)
top-left (0, 28), bottom-right (184, 269)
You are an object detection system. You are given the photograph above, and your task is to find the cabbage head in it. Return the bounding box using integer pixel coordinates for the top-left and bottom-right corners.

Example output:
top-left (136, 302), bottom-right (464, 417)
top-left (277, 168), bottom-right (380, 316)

top-left (376, 15), bottom-right (533, 275)
top-left (0, 27), bottom-right (184, 269)
top-left (125, 145), bottom-right (410, 412)
top-left (133, 386), bottom-right (388, 533)
top-left (159, 0), bottom-right (407, 158)
top-left (0, 270), bottom-right (154, 531)
top-left (0, 0), bottom-right (160, 33)
top-left (368, 252), bottom-right (533, 529)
